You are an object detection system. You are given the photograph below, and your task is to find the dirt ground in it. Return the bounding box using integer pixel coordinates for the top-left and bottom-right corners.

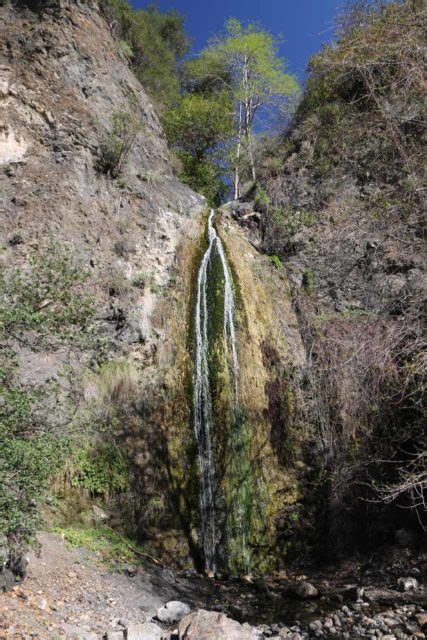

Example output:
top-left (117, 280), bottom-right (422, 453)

top-left (0, 532), bottom-right (173, 639)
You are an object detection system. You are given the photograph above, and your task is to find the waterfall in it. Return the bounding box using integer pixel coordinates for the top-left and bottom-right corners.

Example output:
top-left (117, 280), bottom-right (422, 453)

top-left (193, 209), bottom-right (239, 572)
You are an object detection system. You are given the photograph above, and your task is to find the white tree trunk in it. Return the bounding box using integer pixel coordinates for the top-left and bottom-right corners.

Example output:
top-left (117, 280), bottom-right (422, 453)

top-left (234, 99), bottom-right (243, 199)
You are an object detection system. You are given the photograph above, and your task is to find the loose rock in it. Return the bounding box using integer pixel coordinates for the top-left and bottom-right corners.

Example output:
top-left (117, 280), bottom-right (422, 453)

top-left (156, 600), bottom-right (191, 624)
top-left (178, 609), bottom-right (261, 639)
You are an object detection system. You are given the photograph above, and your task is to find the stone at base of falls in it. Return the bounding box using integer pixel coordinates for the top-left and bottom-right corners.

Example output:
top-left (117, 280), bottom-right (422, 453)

top-left (416, 612), bottom-right (427, 630)
top-left (178, 610), bottom-right (262, 639)
top-left (397, 577), bottom-right (419, 592)
top-left (156, 600), bottom-right (191, 624)
top-left (0, 569), bottom-right (15, 592)
top-left (292, 581), bottom-right (319, 599)
top-left (105, 622), bottom-right (164, 640)
top-left (126, 622), bottom-right (164, 640)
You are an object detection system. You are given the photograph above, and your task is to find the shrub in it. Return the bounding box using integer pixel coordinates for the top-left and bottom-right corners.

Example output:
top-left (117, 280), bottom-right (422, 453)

top-left (269, 255), bottom-right (282, 270)
top-left (131, 271), bottom-right (147, 289)
top-left (106, 267), bottom-right (131, 297)
top-left (263, 206), bottom-right (316, 258)
top-left (0, 373), bottom-right (70, 540)
top-left (302, 269), bottom-right (314, 295)
top-left (300, 309), bottom-right (426, 553)
top-left (113, 237), bottom-right (136, 257)
top-left (296, 0), bottom-right (425, 186)
top-left (254, 185), bottom-right (270, 212)
top-left (97, 111), bottom-right (142, 178)
top-left (0, 239), bottom-right (93, 340)
top-left (0, 243), bottom-right (96, 543)
top-left (68, 442), bottom-right (128, 497)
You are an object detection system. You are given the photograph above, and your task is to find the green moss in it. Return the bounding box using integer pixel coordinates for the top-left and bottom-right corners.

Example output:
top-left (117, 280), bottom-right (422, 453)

top-left (225, 409), bottom-right (256, 573)
top-left (302, 268), bottom-right (314, 295)
top-left (269, 254), bottom-right (282, 270)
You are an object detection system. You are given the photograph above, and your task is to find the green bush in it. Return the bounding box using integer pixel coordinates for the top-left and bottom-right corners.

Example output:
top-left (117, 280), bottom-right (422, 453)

top-left (254, 185), bottom-right (270, 212)
top-left (0, 239), bottom-right (93, 339)
top-left (0, 243), bottom-right (95, 542)
top-left (99, 0), bottom-right (190, 109)
top-left (269, 254), bottom-right (282, 270)
top-left (68, 443), bottom-right (128, 497)
top-left (178, 153), bottom-right (228, 206)
top-left (0, 368), bottom-right (71, 540)
top-left (263, 206), bottom-right (316, 258)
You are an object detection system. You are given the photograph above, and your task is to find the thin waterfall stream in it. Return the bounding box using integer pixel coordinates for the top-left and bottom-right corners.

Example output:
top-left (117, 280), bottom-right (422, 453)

top-left (193, 209), bottom-right (240, 573)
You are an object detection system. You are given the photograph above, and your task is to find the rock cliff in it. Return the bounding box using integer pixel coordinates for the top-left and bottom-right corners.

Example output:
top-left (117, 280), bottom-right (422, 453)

top-left (0, 0), bottom-right (206, 563)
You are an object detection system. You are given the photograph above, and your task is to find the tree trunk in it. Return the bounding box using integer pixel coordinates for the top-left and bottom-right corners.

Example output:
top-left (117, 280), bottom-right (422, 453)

top-left (242, 57), bottom-right (256, 185)
top-left (234, 99), bottom-right (243, 199)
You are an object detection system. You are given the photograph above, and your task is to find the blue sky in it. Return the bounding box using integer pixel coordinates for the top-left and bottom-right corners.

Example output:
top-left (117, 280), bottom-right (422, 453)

top-left (131, 0), bottom-right (343, 81)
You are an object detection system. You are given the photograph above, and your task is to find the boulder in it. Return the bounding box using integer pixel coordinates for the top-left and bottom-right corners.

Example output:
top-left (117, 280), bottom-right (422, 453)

top-left (126, 622), bottom-right (164, 640)
top-left (0, 568), bottom-right (15, 592)
top-left (105, 631), bottom-right (124, 640)
top-left (178, 609), bottom-right (261, 639)
top-left (0, 534), bottom-right (9, 570)
top-left (91, 505), bottom-right (109, 524)
top-left (156, 600), bottom-right (191, 624)
top-left (397, 577), bottom-right (418, 592)
top-left (415, 613), bottom-right (427, 630)
top-left (292, 580), bottom-right (319, 599)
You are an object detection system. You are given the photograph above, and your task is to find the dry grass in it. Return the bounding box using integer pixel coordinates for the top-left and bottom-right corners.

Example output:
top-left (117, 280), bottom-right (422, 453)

top-left (97, 360), bottom-right (139, 406)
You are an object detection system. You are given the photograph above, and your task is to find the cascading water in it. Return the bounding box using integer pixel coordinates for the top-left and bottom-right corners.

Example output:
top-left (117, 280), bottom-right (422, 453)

top-left (193, 209), bottom-right (239, 572)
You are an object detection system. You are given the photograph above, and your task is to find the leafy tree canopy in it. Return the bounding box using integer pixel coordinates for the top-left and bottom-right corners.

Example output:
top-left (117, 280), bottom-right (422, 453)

top-left (179, 19), bottom-right (298, 197)
top-left (100, 0), bottom-right (190, 108)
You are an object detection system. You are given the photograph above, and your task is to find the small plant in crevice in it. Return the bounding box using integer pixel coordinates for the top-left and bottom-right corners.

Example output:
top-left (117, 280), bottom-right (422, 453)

top-left (106, 266), bottom-right (131, 297)
top-left (269, 254), bottom-right (282, 270)
top-left (113, 237), bottom-right (136, 258)
top-left (97, 110), bottom-right (143, 179)
top-left (95, 360), bottom-right (138, 408)
top-left (130, 271), bottom-right (147, 290)
top-left (302, 268), bottom-right (314, 295)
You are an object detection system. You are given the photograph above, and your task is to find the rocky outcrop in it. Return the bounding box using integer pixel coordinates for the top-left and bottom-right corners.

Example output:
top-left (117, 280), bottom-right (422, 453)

top-left (0, 0), bottom-right (204, 358)
top-left (247, 1), bottom-right (427, 558)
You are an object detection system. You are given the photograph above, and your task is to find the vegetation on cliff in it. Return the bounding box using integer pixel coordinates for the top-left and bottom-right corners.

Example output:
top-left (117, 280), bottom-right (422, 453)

top-left (251, 0), bottom-right (426, 554)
